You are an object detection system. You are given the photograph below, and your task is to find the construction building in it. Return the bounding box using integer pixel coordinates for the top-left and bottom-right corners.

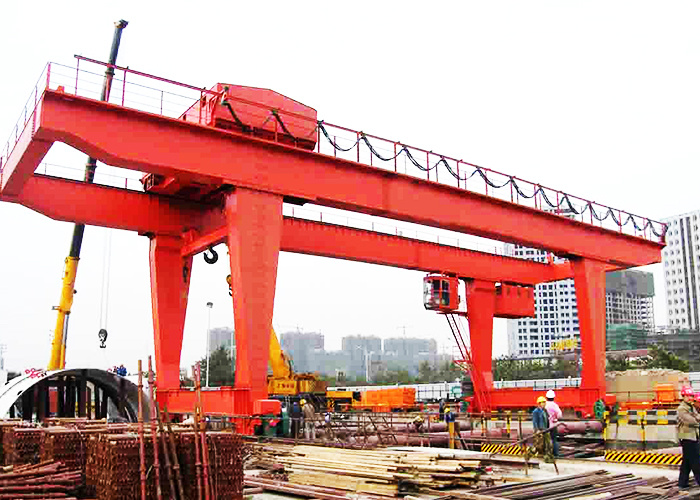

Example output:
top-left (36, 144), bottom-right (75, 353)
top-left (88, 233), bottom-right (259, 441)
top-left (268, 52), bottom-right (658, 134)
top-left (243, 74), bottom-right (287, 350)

top-left (606, 324), bottom-right (648, 351)
top-left (506, 244), bottom-right (655, 358)
top-left (662, 210), bottom-right (700, 330)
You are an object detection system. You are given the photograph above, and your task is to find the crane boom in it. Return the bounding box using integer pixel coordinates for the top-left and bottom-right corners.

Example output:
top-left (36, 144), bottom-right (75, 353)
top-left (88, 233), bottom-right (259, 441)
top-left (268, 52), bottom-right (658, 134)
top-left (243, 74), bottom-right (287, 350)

top-left (47, 20), bottom-right (128, 370)
top-left (268, 327), bottom-right (292, 379)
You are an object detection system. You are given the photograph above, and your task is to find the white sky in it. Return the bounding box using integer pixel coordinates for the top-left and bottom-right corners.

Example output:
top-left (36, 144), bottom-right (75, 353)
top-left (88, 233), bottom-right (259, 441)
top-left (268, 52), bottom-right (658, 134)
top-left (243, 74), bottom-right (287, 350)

top-left (1, 1), bottom-right (698, 374)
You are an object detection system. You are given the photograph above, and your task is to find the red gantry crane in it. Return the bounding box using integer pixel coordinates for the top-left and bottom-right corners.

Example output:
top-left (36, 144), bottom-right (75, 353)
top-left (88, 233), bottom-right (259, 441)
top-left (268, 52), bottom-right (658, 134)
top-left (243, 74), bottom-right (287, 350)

top-left (0, 56), bottom-right (665, 424)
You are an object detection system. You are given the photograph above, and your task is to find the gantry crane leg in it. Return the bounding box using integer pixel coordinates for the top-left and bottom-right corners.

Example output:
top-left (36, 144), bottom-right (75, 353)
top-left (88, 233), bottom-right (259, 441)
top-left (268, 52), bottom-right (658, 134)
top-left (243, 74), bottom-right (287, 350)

top-left (464, 279), bottom-right (497, 389)
top-left (572, 258), bottom-right (607, 397)
top-left (150, 235), bottom-right (192, 391)
top-left (225, 188), bottom-right (283, 404)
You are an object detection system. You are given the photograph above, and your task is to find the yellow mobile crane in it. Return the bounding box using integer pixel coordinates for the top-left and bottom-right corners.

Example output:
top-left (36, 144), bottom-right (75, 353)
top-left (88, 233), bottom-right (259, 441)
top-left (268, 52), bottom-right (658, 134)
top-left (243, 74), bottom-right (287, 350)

top-left (48, 20), bottom-right (128, 370)
top-left (267, 328), bottom-right (327, 406)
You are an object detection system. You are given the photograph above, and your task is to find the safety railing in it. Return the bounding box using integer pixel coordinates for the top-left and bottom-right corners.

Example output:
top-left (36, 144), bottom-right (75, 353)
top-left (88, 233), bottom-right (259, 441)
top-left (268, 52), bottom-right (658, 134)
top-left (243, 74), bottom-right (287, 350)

top-left (0, 63), bottom-right (50, 182)
top-left (1, 57), bottom-right (667, 243)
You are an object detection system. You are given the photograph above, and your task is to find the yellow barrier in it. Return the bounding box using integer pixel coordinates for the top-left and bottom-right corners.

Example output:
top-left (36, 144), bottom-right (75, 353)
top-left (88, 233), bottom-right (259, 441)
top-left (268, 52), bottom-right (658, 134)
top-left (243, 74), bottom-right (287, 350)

top-left (604, 450), bottom-right (682, 466)
top-left (480, 443), bottom-right (526, 455)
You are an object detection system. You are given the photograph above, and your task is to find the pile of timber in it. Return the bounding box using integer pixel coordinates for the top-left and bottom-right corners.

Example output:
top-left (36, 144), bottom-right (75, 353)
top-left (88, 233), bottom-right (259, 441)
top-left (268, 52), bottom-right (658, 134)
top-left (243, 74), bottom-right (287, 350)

top-left (248, 444), bottom-right (534, 497)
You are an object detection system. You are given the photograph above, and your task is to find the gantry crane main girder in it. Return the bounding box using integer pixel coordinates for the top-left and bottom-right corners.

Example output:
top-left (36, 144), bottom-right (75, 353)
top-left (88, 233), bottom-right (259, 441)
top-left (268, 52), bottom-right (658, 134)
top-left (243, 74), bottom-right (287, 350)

top-left (0, 77), bottom-right (664, 417)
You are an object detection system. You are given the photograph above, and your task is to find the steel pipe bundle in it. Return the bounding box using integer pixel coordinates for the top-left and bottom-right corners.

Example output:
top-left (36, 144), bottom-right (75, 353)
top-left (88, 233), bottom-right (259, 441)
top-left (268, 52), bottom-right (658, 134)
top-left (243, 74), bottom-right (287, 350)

top-left (0, 460), bottom-right (82, 499)
top-left (474, 470), bottom-right (678, 500)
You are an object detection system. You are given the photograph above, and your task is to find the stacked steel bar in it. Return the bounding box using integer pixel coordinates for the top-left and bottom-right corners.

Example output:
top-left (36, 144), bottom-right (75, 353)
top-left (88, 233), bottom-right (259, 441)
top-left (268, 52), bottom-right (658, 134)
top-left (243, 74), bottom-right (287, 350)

top-left (83, 425), bottom-right (132, 497)
top-left (89, 430), bottom-right (246, 500)
top-left (91, 433), bottom-right (158, 500)
top-left (40, 425), bottom-right (130, 475)
top-left (0, 421), bottom-right (23, 465)
top-left (177, 431), bottom-right (243, 500)
top-left (40, 428), bottom-right (88, 472)
top-left (205, 432), bottom-right (244, 500)
top-left (474, 470), bottom-right (675, 500)
top-left (3, 428), bottom-right (43, 466)
top-left (0, 460), bottom-right (82, 499)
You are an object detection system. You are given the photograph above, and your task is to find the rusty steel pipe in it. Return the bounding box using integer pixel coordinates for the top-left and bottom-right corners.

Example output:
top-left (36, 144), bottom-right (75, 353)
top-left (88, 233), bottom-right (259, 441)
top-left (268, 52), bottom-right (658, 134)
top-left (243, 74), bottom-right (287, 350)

top-left (195, 363), bottom-right (211, 500)
top-left (137, 359), bottom-right (147, 500)
top-left (155, 398), bottom-right (178, 500)
top-left (192, 364), bottom-right (204, 500)
top-left (163, 405), bottom-right (186, 500)
top-left (147, 356), bottom-right (163, 500)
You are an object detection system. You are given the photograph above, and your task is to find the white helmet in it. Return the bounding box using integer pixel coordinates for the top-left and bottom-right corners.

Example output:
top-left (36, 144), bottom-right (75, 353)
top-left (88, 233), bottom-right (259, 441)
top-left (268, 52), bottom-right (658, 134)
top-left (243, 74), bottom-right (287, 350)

top-left (546, 390), bottom-right (556, 399)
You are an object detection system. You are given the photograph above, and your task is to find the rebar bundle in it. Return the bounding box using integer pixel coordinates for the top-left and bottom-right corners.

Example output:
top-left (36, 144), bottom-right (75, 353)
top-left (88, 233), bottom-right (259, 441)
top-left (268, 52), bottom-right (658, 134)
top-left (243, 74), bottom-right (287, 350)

top-left (0, 460), bottom-right (82, 499)
top-left (176, 431), bottom-right (243, 500)
top-left (3, 428), bottom-right (43, 466)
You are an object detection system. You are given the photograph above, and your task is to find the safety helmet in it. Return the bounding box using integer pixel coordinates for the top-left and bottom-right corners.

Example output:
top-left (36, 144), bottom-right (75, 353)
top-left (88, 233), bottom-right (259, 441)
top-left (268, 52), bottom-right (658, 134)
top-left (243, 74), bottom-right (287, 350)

top-left (537, 396), bottom-right (547, 404)
top-left (546, 390), bottom-right (556, 399)
top-left (300, 399), bottom-right (307, 405)
top-left (681, 387), bottom-right (695, 398)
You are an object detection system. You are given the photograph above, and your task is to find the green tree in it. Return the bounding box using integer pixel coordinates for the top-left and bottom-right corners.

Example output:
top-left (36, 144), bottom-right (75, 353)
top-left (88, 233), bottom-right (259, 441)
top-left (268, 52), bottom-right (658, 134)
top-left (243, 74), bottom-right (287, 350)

top-left (436, 361), bottom-right (461, 382)
top-left (198, 346), bottom-right (235, 387)
top-left (607, 354), bottom-right (632, 372)
top-left (606, 345), bottom-right (689, 372)
top-left (640, 345), bottom-right (689, 371)
top-left (417, 361), bottom-right (435, 383)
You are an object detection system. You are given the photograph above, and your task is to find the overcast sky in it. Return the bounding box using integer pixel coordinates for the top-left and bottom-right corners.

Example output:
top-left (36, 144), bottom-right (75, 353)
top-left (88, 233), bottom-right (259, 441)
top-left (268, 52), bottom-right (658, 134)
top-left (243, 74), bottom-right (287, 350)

top-left (1, 1), bottom-right (698, 374)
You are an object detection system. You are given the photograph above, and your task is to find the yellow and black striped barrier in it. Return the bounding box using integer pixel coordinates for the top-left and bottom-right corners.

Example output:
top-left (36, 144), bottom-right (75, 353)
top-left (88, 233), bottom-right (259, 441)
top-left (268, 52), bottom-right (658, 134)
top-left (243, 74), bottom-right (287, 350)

top-left (480, 443), bottom-right (526, 455)
top-left (604, 450), bottom-right (682, 465)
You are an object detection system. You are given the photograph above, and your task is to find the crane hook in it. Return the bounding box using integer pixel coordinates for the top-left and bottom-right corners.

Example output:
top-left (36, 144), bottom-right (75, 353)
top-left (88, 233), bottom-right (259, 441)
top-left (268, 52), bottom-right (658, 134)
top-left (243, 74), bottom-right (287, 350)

top-left (203, 246), bottom-right (218, 264)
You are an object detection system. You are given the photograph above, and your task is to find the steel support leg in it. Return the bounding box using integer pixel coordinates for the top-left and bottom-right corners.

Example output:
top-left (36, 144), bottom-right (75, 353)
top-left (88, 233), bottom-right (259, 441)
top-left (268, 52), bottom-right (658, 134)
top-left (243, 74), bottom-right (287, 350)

top-left (572, 258), bottom-right (607, 394)
top-left (225, 188), bottom-right (283, 404)
top-left (149, 234), bottom-right (193, 390)
top-left (465, 279), bottom-right (496, 388)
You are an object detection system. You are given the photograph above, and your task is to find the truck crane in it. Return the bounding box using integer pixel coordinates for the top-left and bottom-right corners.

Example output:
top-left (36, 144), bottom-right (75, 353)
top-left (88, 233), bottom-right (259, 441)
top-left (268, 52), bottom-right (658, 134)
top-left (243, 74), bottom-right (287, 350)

top-left (267, 327), bottom-right (327, 408)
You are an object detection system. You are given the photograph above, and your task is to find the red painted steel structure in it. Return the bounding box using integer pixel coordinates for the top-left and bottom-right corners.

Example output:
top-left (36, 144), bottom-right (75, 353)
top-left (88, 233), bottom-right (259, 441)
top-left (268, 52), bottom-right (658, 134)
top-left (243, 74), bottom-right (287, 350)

top-left (0, 60), bottom-right (665, 417)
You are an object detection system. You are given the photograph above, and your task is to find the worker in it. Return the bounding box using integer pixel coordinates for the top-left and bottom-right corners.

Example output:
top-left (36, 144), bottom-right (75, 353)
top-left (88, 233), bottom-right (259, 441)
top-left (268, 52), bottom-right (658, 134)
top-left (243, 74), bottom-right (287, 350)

top-left (290, 400), bottom-right (302, 438)
top-left (302, 399), bottom-right (316, 440)
top-left (545, 390), bottom-right (562, 456)
top-left (439, 399), bottom-right (446, 421)
top-left (531, 396), bottom-right (554, 462)
top-left (412, 415), bottom-right (424, 432)
top-left (445, 406), bottom-right (456, 448)
top-left (677, 387), bottom-right (700, 489)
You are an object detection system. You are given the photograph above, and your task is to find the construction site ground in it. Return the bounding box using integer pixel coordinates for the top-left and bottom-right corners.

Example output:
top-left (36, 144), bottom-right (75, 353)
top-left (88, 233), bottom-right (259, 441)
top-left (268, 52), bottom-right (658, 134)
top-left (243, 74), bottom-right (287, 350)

top-left (245, 443), bottom-right (693, 500)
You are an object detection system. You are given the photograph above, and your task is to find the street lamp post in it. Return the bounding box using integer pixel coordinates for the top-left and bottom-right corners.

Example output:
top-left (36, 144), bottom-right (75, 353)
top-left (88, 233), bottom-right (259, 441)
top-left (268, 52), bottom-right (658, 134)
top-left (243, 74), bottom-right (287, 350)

top-left (206, 302), bottom-right (213, 387)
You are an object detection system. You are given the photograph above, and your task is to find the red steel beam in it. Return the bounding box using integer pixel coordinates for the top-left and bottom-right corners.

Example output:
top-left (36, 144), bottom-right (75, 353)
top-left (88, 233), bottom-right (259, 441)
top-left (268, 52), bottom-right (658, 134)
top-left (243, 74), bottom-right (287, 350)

top-left (3, 90), bottom-right (663, 268)
top-left (3, 175), bottom-right (575, 285)
top-left (2, 174), bottom-right (206, 235)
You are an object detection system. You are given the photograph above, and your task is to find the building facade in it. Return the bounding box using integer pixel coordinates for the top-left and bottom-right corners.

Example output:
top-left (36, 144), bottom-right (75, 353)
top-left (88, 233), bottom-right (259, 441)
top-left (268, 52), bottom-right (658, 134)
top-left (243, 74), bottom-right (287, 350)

top-left (208, 327), bottom-right (234, 353)
top-left (505, 244), bottom-right (654, 358)
top-left (662, 210), bottom-right (700, 330)
top-left (279, 331), bottom-right (324, 373)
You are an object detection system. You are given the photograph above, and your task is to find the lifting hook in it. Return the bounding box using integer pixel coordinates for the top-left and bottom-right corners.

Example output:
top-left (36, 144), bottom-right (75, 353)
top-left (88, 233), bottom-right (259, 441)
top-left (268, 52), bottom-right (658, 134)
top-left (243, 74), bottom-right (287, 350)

top-left (203, 246), bottom-right (218, 264)
top-left (226, 274), bottom-right (233, 297)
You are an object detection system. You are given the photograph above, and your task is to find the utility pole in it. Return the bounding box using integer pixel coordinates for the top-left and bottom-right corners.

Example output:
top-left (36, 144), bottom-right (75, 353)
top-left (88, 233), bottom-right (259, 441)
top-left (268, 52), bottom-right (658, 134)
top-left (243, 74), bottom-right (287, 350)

top-left (48, 20), bottom-right (128, 370)
top-left (205, 302), bottom-right (213, 387)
